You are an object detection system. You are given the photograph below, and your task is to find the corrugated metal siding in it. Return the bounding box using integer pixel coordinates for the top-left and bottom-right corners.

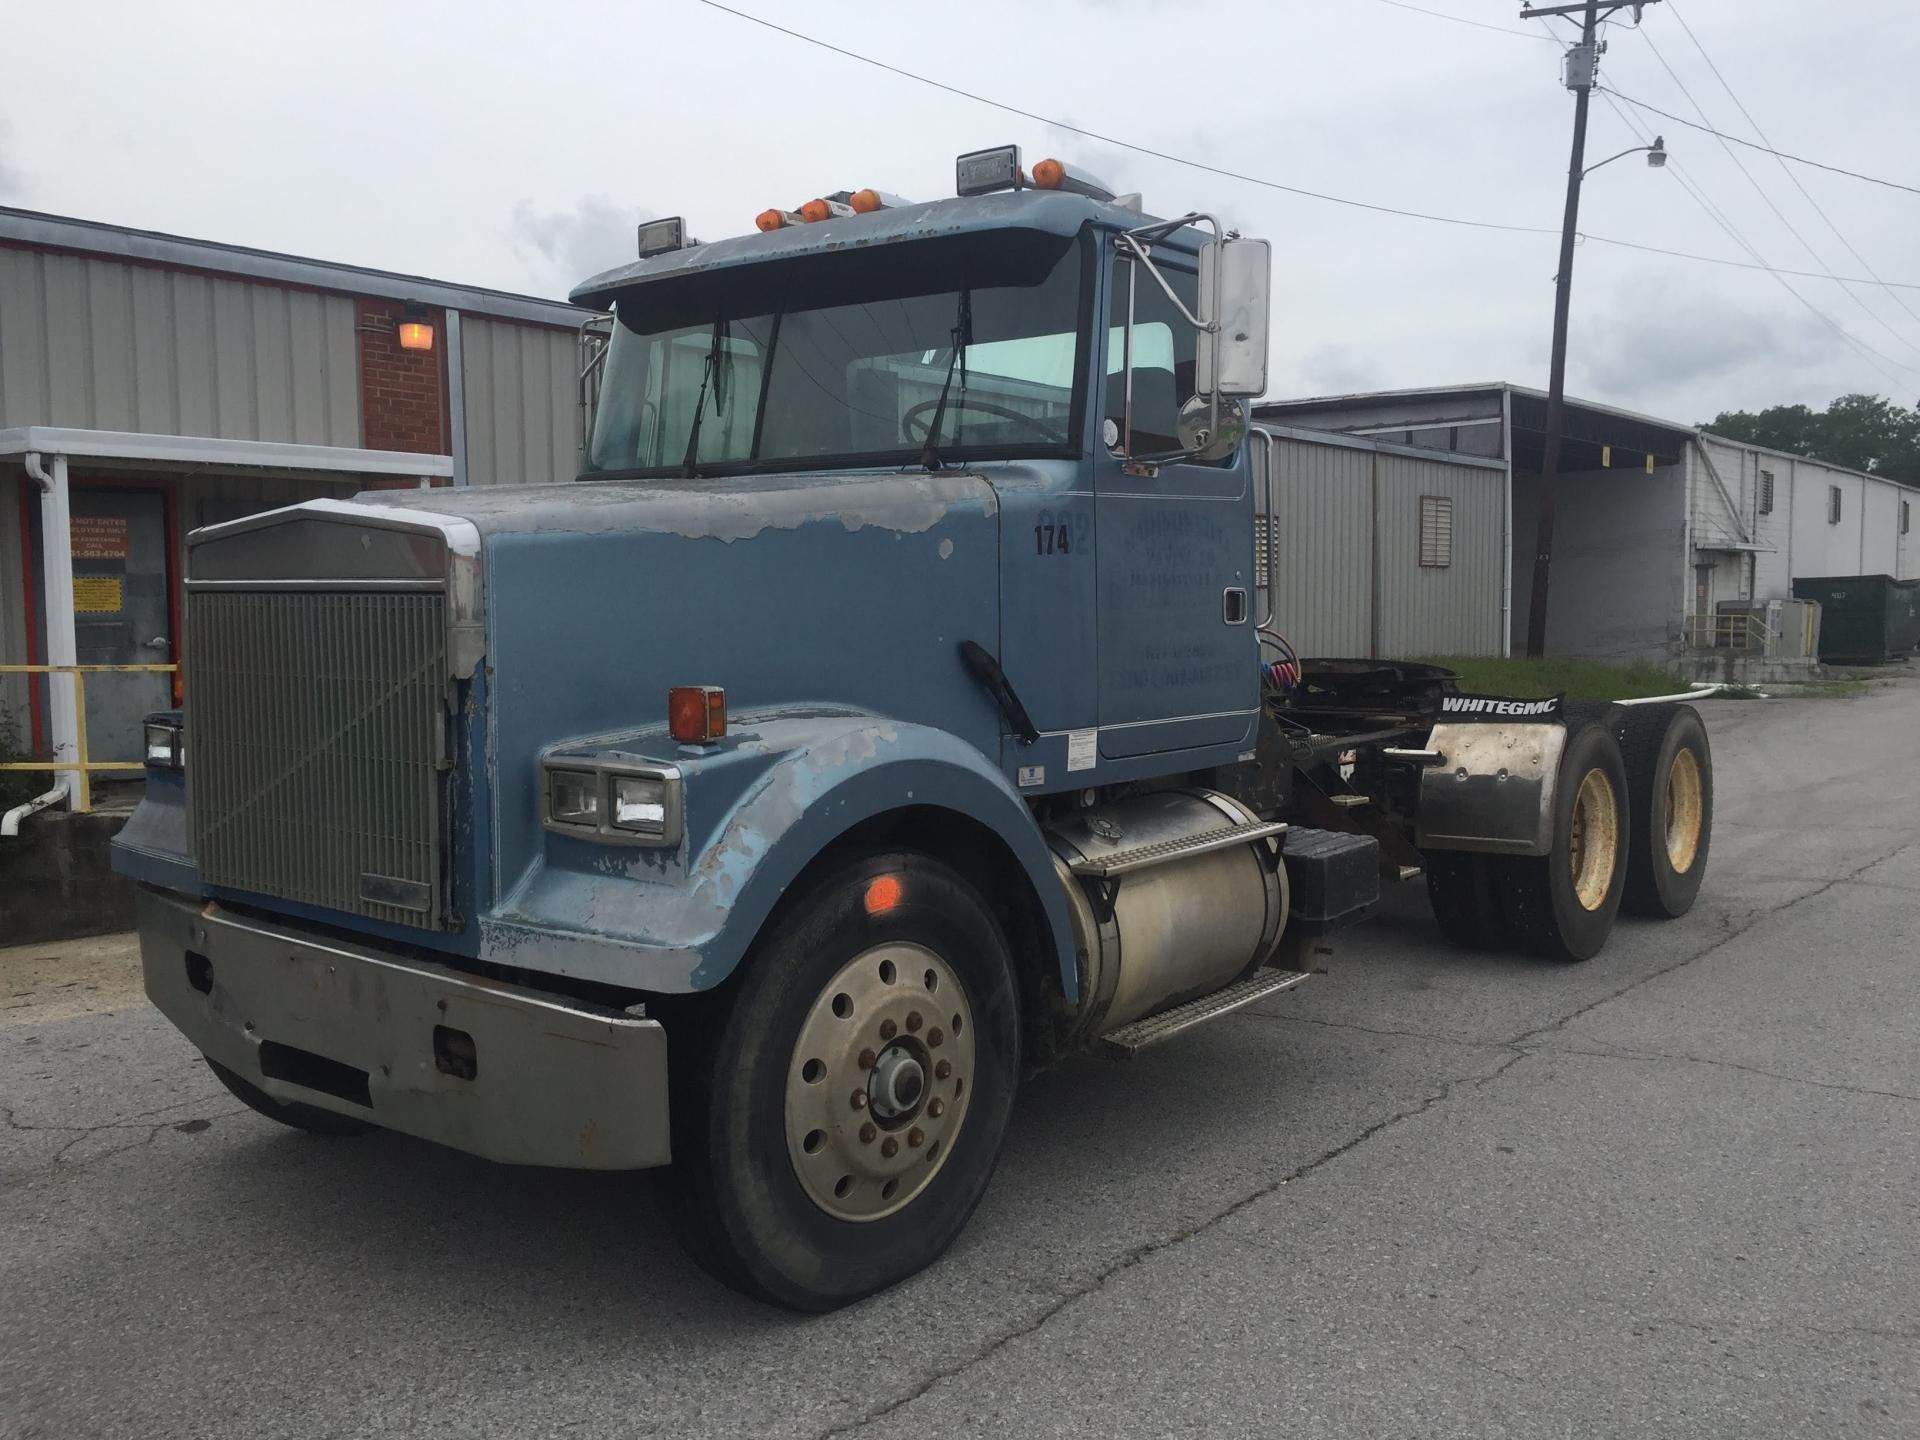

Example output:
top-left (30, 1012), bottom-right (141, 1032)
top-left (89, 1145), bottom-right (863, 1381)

top-left (0, 248), bottom-right (359, 443)
top-left (1377, 454), bottom-right (1504, 656)
top-left (1260, 431), bottom-right (1504, 658)
top-left (1265, 435), bottom-right (1373, 655)
top-left (459, 316), bottom-right (578, 486)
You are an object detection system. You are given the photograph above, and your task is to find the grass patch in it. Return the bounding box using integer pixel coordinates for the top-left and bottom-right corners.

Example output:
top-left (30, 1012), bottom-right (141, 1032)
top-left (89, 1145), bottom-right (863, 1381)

top-left (1419, 656), bottom-right (1684, 704)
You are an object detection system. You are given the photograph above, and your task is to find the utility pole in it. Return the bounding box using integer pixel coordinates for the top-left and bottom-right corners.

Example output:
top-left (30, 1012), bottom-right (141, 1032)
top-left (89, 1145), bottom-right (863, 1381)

top-left (1518, 0), bottom-right (1661, 657)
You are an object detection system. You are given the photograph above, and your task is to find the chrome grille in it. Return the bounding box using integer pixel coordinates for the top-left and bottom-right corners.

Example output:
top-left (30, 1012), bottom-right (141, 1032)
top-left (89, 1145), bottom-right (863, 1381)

top-left (188, 589), bottom-right (448, 929)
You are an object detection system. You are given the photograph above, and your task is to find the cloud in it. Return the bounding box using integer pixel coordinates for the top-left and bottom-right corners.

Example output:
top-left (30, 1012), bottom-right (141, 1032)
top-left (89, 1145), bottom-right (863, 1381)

top-left (507, 195), bottom-right (655, 295)
top-left (1300, 342), bottom-right (1387, 396)
top-left (0, 111), bottom-right (26, 200)
top-left (1577, 275), bottom-right (1846, 407)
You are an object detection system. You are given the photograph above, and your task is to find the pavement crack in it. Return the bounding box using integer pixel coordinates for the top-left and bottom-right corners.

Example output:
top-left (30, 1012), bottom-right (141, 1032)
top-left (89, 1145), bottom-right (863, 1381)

top-left (1548, 1043), bottom-right (1920, 1104)
top-left (1237, 1010), bottom-right (1518, 1053)
top-left (813, 1048), bottom-right (1530, 1440)
top-left (0, 1101), bottom-right (250, 1169)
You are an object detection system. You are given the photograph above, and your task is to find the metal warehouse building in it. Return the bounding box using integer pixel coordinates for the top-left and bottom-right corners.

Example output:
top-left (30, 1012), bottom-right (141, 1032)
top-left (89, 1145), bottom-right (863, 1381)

top-left (0, 206), bottom-right (590, 794)
top-left (1254, 423), bottom-right (1507, 658)
top-left (1259, 382), bottom-right (1920, 662)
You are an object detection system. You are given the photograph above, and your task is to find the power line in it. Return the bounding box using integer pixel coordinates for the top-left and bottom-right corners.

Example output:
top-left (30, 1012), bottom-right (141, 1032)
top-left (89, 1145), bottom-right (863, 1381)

top-left (1593, 84), bottom-right (1912, 385)
top-left (691, 0), bottom-right (1920, 297)
top-left (1633, 23), bottom-right (1920, 365)
top-left (1601, 87), bottom-right (1920, 199)
top-left (1370, 0), bottom-right (1560, 42)
top-left (1663, 0), bottom-right (1920, 339)
top-left (1579, 233), bottom-right (1920, 291)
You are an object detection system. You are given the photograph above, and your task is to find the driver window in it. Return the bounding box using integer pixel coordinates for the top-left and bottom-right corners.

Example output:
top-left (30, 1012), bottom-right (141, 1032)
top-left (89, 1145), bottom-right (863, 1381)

top-left (1106, 257), bottom-right (1198, 454)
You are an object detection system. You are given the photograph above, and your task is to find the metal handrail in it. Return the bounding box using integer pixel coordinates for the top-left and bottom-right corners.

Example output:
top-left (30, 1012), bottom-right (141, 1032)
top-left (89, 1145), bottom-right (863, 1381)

top-left (1684, 613), bottom-right (1778, 654)
top-left (0, 662), bottom-right (179, 813)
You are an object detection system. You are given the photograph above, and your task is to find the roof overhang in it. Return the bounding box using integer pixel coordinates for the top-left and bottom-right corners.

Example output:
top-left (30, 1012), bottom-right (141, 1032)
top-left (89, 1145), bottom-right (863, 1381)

top-left (0, 427), bottom-right (454, 482)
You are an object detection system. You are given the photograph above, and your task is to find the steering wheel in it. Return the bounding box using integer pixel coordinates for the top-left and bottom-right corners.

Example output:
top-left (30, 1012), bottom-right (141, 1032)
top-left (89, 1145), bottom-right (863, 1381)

top-left (901, 397), bottom-right (1063, 445)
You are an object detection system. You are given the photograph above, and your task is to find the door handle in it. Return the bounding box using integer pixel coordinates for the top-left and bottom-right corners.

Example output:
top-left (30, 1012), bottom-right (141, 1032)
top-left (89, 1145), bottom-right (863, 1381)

top-left (143, 636), bottom-right (170, 650)
top-left (1222, 588), bottom-right (1249, 625)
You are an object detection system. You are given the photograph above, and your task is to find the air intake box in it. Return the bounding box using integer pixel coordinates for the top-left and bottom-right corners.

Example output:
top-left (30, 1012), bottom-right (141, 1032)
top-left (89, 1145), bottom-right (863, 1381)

top-left (1282, 828), bottom-right (1380, 936)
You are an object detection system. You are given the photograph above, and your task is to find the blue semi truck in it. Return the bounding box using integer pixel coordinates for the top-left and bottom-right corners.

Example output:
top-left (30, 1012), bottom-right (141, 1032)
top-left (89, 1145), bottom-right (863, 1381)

top-left (113, 147), bottom-right (1713, 1309)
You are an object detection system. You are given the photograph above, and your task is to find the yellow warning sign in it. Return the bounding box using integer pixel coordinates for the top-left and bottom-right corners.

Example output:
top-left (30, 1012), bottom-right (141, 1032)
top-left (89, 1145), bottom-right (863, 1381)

top-left (73, 575), bottom-right (123, 614)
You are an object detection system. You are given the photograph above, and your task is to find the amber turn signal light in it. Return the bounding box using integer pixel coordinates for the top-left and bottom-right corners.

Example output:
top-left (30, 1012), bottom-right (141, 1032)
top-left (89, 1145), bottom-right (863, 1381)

top-left (1031, 158), bottom-right (1066, 190)
top-left (799, 197), bottom-right (834, 223)
top-left (668, 686), bottom-right (727, 744)
top-left (849, 188), bottom-right (884, 214)
top-left (756, 208), bottom-right (790, 232)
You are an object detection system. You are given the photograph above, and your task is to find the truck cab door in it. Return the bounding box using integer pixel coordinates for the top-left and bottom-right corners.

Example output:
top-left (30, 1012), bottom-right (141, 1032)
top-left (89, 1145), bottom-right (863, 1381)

top-left (1093, 250), bottom-right (1258, 762)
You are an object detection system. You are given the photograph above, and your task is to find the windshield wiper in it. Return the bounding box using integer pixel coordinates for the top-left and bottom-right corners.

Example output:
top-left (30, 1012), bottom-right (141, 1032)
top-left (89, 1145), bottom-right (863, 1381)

top-left (679, 319), bottom-right (729, 478)
top-left (917, 288), bottom-right (972, 472)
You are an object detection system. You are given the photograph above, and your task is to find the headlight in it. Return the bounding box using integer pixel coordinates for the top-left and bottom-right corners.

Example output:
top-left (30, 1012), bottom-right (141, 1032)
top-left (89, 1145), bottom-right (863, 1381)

top-left (611, 775), bottom-right (669, 837)
top-left (542, 759), bottom-right (682, 847)
top-left (144, 718), bottom-right (185, 771)
top-left (546, 768), bottom-right (600, 828)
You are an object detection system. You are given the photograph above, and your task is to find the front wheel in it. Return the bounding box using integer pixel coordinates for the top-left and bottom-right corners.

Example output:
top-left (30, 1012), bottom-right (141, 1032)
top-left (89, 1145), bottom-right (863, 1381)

top-left (659, 852), bottom-right (1021, 1311)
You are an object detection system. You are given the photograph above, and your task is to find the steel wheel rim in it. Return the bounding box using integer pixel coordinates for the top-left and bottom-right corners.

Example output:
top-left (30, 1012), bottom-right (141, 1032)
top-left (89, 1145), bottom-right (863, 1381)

top-left (785, 941), bottom-right (976, 1223)
top-left (1664, 746), bottom-right (1704, 874)
top-left (1567, 767), bottom-right (1620, 912)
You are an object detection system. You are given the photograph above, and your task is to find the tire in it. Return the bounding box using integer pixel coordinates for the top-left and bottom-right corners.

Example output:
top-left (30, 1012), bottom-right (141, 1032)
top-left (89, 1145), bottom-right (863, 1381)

top-left (1424, 850), bottom-right (1511, 950)
top-left (205, 1056), bottom-right (375, 1137)
top-left (1499, 715), bottom-right (1631, 962)
top-left (1611, 703), bottom-right (1713, 919)
top-left (658, 851), bottom-right (1021, 1311)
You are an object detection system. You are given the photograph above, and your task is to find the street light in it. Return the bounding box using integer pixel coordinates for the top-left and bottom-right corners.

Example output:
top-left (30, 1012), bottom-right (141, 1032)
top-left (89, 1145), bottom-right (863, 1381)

top-left (1583, 135), bottom-right (1667, 177)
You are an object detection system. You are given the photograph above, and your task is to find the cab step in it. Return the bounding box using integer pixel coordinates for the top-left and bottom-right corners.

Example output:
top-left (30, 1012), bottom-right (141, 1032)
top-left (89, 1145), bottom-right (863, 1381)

top-left (1069, 819), bottom-right (1288, 878)
top-left (1100, 968), bottom-right (1312, 1058)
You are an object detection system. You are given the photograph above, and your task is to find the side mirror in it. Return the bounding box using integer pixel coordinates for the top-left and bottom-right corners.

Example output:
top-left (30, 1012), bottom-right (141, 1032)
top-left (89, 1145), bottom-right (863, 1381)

top-left (1178, 394), bottom-right (1246, 463)
top-left (1196, 238), bottom-right (1271, 399)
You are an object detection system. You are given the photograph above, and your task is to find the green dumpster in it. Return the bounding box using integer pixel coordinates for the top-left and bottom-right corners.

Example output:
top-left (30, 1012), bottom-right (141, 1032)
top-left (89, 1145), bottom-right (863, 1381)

top-left (1791, 574), bottom-right (1920, 661)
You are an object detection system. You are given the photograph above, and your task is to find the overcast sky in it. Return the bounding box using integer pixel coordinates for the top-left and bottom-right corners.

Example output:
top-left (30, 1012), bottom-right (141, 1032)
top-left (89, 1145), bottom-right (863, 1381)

top-left (4, 0), bottom-right (1918, 423)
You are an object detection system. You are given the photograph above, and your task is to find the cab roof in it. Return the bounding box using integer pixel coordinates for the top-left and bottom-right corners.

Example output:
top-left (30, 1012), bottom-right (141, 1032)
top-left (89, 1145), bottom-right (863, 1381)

top-left (568, 189), bottom-right (1190, 309)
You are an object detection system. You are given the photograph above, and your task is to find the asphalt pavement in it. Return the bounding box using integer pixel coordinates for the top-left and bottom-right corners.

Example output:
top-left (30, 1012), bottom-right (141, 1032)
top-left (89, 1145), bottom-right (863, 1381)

top-left (3, 681), bottom-right (1916, 1438)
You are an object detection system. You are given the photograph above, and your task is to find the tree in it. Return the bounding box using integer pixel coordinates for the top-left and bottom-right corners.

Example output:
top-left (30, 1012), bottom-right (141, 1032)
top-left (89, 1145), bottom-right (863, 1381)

top-left (1701, 394), bottom-right (1920, 483)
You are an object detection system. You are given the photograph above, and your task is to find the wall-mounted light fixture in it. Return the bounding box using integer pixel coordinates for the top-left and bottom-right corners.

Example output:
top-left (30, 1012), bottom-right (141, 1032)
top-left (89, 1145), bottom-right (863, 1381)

top-left (397, 301), bottom-right (435, 352)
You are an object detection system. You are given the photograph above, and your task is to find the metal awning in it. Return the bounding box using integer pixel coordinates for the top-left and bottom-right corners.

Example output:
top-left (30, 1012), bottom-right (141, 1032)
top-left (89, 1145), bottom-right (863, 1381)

top-left (0, 427), bottom-right (453, 480)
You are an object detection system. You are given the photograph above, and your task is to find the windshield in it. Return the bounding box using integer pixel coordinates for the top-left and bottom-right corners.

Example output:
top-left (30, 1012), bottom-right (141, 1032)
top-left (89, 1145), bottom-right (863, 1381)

top-left (585, 230), bottom-right (1086, 477)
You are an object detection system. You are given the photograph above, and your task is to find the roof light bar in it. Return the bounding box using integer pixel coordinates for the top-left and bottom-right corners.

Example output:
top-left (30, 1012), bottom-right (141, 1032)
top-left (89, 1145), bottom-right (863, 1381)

top-left (756, 207), bottom-right (800, 232)
top-left (799, 197), bottom-right (855, 223)
top-left (637, 217), bottom-right (701, 258)
top-left (956, 144), bottom-right (1026, 197)
top-left (849, 188), bottom-right (914, 214)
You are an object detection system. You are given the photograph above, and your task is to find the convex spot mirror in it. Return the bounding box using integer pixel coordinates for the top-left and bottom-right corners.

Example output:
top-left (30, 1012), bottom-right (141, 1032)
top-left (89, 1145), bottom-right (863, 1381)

top-left (1196, 237), bottom-right (1271, 399)
top-left (1178, 394), bottom-right (1247, 463)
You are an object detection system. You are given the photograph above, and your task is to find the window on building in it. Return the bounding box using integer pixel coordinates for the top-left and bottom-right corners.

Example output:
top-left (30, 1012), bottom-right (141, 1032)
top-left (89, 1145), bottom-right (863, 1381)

top-left (1418, 494), bottom-right (1453, 567)
top-left (1903, 499), bottom-right (1912, 536)
top-left (1758, 469), bottom-right (1774, 515)
top-left (1828, 485), bottom-right (1843, 525)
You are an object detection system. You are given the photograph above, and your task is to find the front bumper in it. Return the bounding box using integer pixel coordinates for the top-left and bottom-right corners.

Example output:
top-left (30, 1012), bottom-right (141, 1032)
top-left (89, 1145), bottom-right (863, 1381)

top-left (138, 888), bottom-right (671, 1170)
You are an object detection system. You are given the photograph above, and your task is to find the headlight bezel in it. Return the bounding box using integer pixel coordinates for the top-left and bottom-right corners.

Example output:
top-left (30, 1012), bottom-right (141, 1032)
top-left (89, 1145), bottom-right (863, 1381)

top-left (541, 758), bottom-right (683, 848)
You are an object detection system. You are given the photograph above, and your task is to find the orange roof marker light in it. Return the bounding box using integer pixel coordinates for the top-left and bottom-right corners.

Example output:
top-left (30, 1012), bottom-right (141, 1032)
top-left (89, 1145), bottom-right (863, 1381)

top-left (1030, 158), bottom-right (1118, 203)
top-left (848, 188), bottom-right (914, 215)
top-left (798, 197), bottom-right (855, 223)
top-left (756, 207), bottom-right (799, 232)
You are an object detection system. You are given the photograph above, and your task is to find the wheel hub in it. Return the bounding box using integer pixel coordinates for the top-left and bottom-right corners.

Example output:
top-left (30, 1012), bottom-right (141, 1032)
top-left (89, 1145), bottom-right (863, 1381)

top-left (1568, 766), bottom-right (1620, 912)
top-left (1663, 746), bottom-right (1704, 874)
top-left (785, 941), bottom-right (975, 1222)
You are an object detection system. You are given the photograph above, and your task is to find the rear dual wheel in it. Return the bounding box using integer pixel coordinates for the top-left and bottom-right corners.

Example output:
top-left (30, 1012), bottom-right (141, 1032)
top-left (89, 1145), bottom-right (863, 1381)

top-left (1425, 713), bottom-right (1631, 961)
top-left (1610, 703), bottom-right (1713, 919)
top-left (659, 852), bottom-right (1020, 1311)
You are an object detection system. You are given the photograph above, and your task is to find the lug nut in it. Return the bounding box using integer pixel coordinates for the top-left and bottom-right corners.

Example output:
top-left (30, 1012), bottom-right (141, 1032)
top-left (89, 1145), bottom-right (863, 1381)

top-left (881, 1137), bottom-right (899, 1158)
top-left (851, 1090), bottom-right (868, 1110)
top-left (928, 1098), bottom-right (945, 1118)
top-left (858, 1047), bottom-right (877, 1070)
top-left (927, 1027), bottom-right (943, 1047)
top-left (879, 1019), bottom-right (897, 1041)
top-left (907, 1127), bottom-right (924, 1148)
top-left (860, 1122), bottom-right (877, 1145)
top-left (934, 1059), bottom-right (952, 1080)
top-left (906, 1011), bottom-right (923, 1033)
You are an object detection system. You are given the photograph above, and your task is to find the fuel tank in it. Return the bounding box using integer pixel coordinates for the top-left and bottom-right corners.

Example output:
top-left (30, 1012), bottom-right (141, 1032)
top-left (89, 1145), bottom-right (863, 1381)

top-left (1045, 790), bottom-right (1288, 1035)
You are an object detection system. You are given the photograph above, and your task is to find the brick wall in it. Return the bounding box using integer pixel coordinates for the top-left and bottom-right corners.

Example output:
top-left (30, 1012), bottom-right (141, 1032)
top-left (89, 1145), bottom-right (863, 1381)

top-left (356, 299), bottom-right (449, 485)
